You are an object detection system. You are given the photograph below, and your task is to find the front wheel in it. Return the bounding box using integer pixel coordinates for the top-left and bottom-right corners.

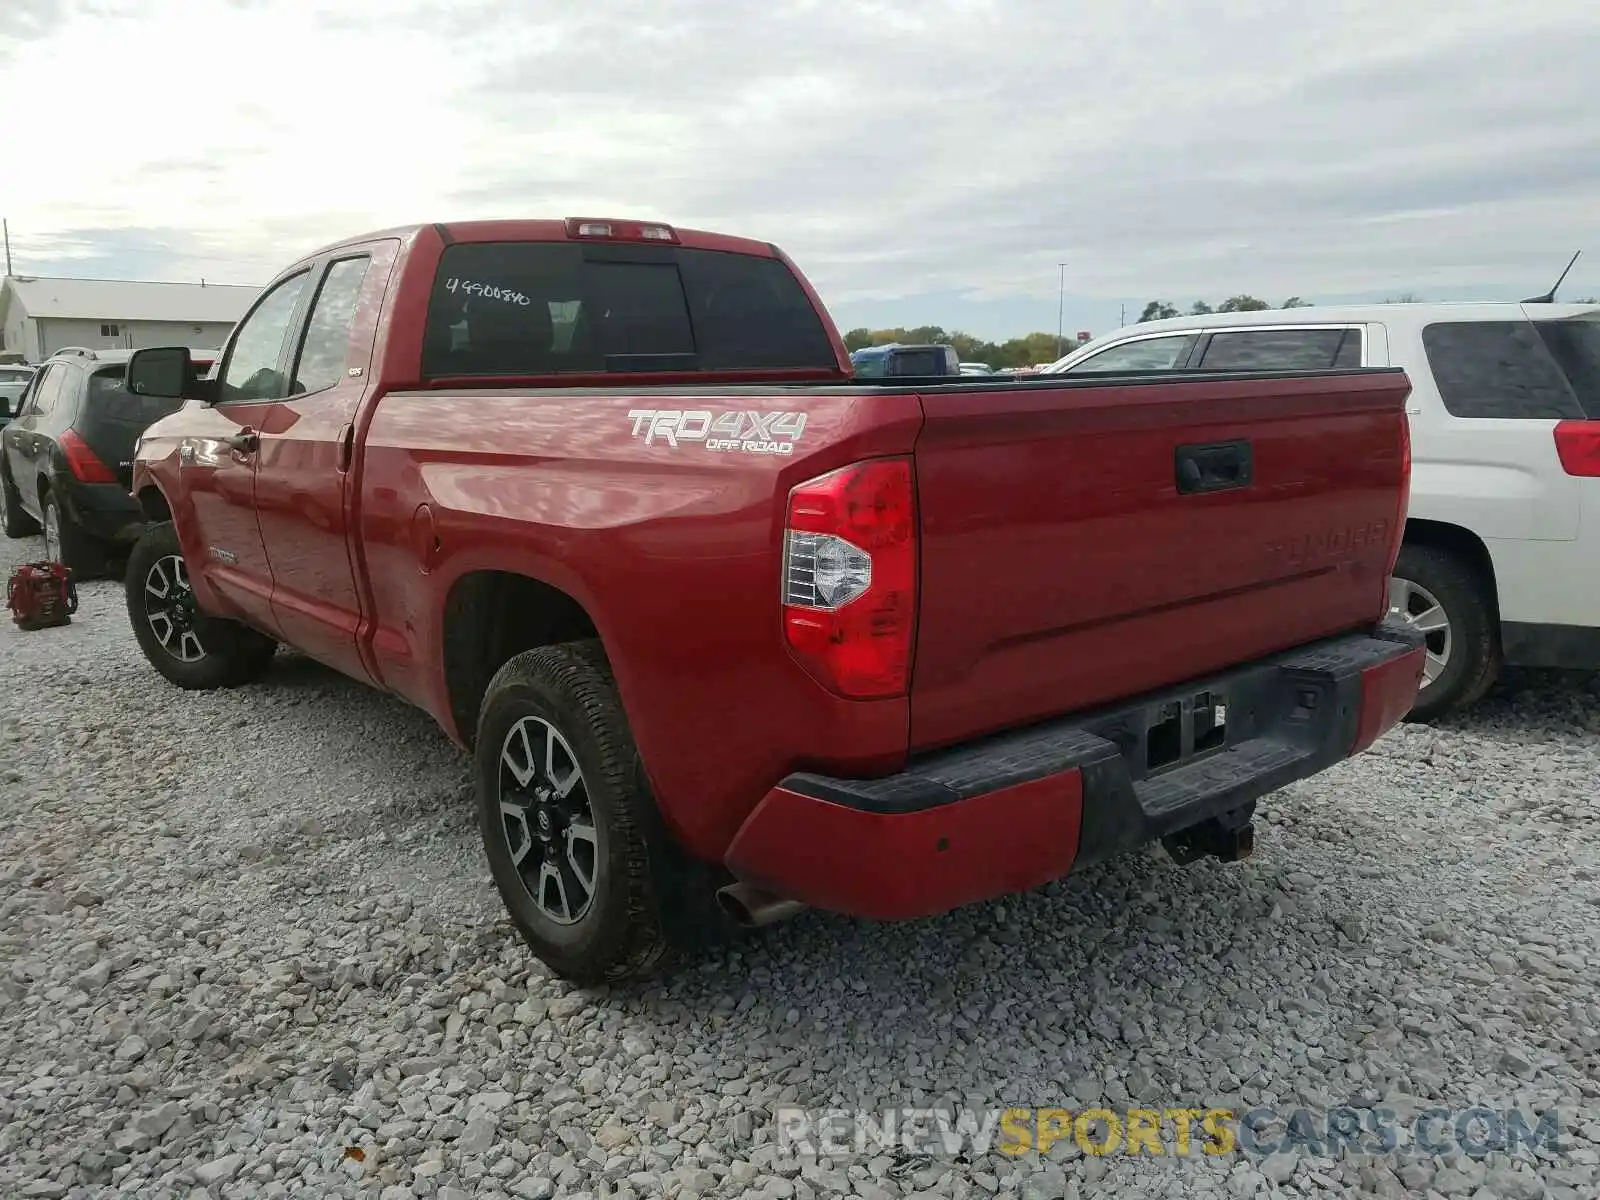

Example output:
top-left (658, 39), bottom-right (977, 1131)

top-left (125, 521), bottom-right (277, 689)
top-left (475, 642), bottom-right (728, 984)
top-left (1389, 544), bottom-right (1499, 722)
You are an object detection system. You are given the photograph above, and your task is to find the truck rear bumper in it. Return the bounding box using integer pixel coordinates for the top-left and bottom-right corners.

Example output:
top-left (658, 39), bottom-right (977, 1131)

top-left (724, 621), bottom-right (1425, 920)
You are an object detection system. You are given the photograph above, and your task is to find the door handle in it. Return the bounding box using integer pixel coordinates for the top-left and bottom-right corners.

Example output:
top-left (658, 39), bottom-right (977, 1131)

top-left (224, 429), bottom-right (259, 456)
top-left (1175, 440), bottom-right (1253, 495)
top-left (336, 422), bottom-right (355, 473)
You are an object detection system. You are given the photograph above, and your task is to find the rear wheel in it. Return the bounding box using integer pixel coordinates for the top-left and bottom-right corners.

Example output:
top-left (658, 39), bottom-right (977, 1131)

top-left (1389, 544), bottom-right (1499, 722)
top-left (41, 490), bottom-right (106, 576)
top-left (475, 641), bottom-right (732, 984)
top-left (0, 463), bottom-right (40, 538)
top-left (125, 521), bottom-right (277, 689)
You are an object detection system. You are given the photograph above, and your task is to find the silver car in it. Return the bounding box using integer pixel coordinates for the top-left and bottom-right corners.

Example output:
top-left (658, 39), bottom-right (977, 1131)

top-left (0, 365), bottom-right (35, 425)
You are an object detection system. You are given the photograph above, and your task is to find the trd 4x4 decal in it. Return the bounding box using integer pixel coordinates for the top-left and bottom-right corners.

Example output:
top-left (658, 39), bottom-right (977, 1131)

top-left (627, 409), bottom-right (808, 455)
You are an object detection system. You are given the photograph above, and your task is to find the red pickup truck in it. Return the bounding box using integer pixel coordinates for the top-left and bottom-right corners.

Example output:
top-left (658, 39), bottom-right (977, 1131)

top-left (122, 218), bottom-right (1424, 983)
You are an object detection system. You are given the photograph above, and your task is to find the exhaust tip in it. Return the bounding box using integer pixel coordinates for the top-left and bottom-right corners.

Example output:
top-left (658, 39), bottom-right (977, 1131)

top-left (716, 883), bottom-right (805, 928)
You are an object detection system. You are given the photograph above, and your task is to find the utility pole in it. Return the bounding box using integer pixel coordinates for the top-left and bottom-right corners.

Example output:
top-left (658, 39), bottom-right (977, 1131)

top-left (1120, 302), bottom-right (1126, 327)
top-left (1056, 263), bottom-right (1067, 358)
top-left (3, 219), bottom-right (11, 276)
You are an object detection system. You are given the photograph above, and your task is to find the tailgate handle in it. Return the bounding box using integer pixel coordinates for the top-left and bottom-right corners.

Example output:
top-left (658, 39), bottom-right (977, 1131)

top-left (1176, 440), bottom-right (1252, 495)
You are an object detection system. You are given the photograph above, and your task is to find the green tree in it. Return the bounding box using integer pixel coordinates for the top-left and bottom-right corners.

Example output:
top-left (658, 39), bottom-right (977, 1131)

top-left (1281, 296), bottom-right (1311, 308)
top-left (1218, 295), bottom-right (1270, 312)
top-left (842, 328), bottom-right (874, 351)
top-left (1190, 301), bottom-right (1214, 315)
top-left (1139, 300), bottom-right (1180, 322)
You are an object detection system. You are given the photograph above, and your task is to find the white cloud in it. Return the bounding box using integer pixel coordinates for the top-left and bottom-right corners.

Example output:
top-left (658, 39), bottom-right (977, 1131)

top-left (4, 0), bottom-right (1600, 335)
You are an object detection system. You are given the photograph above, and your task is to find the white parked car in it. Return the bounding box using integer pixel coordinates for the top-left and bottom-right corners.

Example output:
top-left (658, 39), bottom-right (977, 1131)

top-left (1042, 302), bottom-right (1600, 720)
top-left (0, 364), bottom-right (35, 422)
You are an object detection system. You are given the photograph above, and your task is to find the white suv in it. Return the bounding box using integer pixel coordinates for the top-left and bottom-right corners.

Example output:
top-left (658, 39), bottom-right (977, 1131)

top-left (1042, 302), bottom-right (1600, 720)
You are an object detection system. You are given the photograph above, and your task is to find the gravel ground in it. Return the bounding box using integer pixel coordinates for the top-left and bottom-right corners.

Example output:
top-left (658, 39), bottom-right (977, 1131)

top-left (3, 531), bottom-right (1599, 1200)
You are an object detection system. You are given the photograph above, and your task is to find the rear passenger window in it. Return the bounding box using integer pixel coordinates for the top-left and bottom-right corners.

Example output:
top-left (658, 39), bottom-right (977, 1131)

top-left (422, 242), bottom-right (837, 377)
top-left (1196, 328), bottom-right (1352, 371)
top-left (1421, 322), bottom-right (1584, 419)
top-left (291, 256), bottom-right (371, 396)
top-left (1533, 319), bottom-right (1600, 418)
top-left (890, 349), bottom-right (941, 376)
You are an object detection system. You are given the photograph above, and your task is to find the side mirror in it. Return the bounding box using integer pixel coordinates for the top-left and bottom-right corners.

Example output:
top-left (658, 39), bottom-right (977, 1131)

top-left (127, 346), bottom-right (193, 399)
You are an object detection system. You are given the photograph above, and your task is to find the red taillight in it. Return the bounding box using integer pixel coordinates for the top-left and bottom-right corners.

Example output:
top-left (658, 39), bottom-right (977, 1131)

top-left (1554, 419), bottom-right (1600, 476)
top-left (564, 217), bottom-right (679, 244)
top-left (60, 430), bottom-right (117, 483)
top-left (781, 457), bottom-right (917, 699)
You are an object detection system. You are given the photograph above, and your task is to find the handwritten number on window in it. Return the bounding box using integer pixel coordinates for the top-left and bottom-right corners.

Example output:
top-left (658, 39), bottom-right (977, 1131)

top-left (443, 278), bottom-right (530, 306)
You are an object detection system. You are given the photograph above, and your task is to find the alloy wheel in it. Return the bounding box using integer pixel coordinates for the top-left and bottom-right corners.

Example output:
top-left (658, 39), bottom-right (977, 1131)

top-left (1388, 575), bottom-right (1451, 689)
top-left (498, 716), bottom-right (599, 926)
top-left (145, 554), bottom-right (206, 662)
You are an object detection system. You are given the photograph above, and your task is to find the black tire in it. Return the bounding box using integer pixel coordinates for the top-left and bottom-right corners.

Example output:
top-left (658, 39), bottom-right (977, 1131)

top-left (125, 521), bottom-right (277, 690)
top-left (1392, 543), bottom-right (1499, 723)
top-left (41, 489), bottom-right (106, 577)
top-left (475, 641), bottom-right (732, 984)
top-left (0, 462), bottom-right (40, 538)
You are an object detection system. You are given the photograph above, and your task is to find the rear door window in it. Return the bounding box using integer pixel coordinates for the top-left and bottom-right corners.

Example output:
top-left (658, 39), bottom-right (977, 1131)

top-left (291, 256), bottom-right (372, 396)
top-left (422, 242), bottom-right (837, 377)
top-left (1196, 328), bottom-right (1356, 371)
top-left (889, 349), bottom-right (941, 376)
top-left (1421, 321), bottom-right (1584, 419)
top-left (1532, 319), bottom-right (1600, 418)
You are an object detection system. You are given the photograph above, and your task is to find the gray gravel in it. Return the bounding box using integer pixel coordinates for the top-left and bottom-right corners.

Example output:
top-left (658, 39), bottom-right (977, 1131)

top-left (3, 531), bottom-right (1599, 1200)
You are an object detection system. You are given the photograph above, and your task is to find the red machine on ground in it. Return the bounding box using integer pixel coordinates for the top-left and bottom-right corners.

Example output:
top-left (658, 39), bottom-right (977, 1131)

top-left (6, 561), bottom-right (77, 630)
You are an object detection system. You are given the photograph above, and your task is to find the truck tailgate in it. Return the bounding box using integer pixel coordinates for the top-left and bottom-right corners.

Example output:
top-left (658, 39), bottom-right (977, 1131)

top-left (909, 370), bottom-right (1411, 750)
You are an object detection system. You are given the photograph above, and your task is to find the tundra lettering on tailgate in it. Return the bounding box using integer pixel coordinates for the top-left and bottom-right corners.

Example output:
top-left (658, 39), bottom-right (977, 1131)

top-left (628, 408), bottom-right (808, 455)
top-left (1265, 519), bottom-right (1390, 569)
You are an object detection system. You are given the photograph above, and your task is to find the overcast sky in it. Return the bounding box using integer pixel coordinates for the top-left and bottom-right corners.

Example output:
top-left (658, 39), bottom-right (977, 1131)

top-left (4, 0), bottom-right (1599, 342)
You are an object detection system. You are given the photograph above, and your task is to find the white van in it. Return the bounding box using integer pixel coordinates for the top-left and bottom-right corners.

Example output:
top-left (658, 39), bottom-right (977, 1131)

top-left (1042, 302), bottom-right (1600, 720)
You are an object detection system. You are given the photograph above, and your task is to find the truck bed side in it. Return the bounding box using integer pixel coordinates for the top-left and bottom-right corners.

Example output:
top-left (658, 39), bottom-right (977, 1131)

top-left (352, 368), bottom-right (1408, 865)
top-left (353, 385), bottom-right (922, 858)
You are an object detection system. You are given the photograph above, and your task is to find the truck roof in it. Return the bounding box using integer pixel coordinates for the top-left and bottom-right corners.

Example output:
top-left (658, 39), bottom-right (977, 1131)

top-left (303, 219), bottom-right (784, 263)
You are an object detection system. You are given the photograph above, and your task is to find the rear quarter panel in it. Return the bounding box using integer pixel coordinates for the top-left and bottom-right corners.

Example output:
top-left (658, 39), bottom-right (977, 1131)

top-left (1383, 317), bottom-right (1593, 625)
top-left (355, 386), bottom-right (921, 858)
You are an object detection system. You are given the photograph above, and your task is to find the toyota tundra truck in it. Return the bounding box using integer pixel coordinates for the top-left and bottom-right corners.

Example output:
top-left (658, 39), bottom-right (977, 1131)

top-left (120, 218), bottom-right (1424, 983)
